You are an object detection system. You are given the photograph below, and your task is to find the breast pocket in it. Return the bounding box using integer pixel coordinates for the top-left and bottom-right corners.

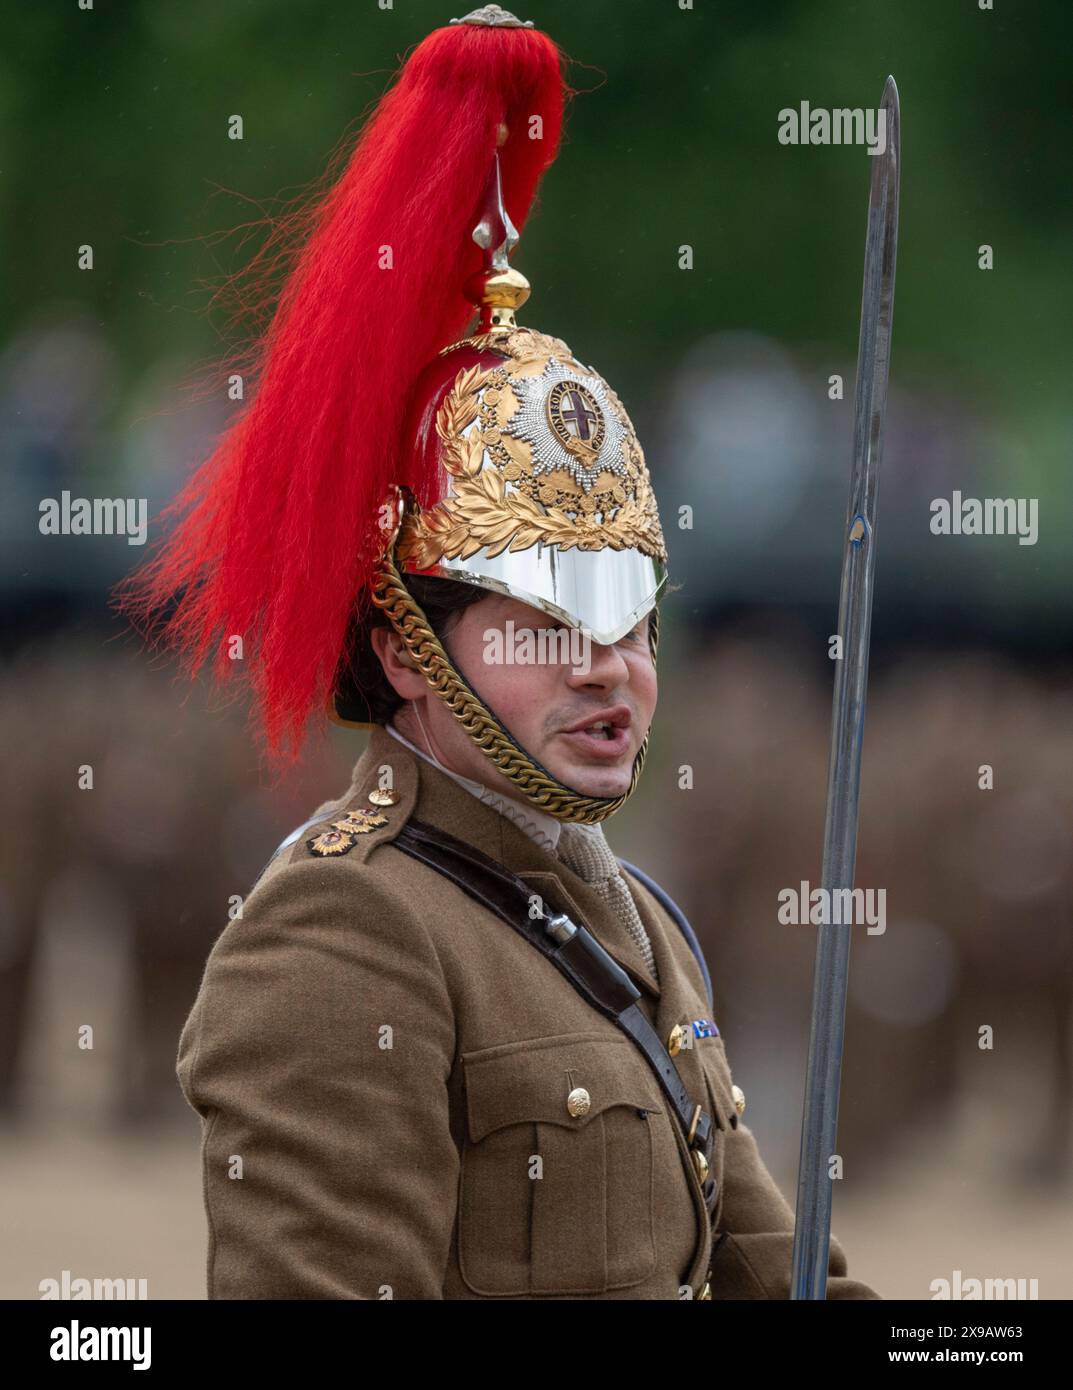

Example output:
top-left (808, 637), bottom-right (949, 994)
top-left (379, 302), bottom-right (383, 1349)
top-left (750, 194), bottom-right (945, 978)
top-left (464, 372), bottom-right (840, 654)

top-left (458, 1031), bottom-right (663, 1297)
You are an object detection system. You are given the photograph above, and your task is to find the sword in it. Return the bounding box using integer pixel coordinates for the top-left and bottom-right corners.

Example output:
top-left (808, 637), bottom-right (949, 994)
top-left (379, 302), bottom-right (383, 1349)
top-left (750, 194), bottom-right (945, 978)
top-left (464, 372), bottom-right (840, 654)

top-left (790, 75), bottom-right (900, 1300)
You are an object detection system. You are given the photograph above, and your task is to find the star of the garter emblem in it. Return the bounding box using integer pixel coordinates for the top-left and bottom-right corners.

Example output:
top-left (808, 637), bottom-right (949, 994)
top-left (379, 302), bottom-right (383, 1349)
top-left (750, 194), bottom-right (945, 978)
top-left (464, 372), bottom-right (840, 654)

top-left (307, 828), bottom-right (355, 857)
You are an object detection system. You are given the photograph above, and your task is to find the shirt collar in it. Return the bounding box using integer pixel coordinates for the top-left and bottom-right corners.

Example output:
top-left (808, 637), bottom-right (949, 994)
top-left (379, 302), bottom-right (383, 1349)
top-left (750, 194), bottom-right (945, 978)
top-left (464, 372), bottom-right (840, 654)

top-left (384, 721), bottom-right (562, 853)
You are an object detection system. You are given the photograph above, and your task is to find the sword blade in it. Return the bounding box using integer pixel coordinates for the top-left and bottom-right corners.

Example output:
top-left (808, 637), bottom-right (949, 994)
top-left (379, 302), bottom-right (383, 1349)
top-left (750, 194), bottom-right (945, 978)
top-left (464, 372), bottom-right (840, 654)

top-left (790, 75), bottom-right (900, 1301)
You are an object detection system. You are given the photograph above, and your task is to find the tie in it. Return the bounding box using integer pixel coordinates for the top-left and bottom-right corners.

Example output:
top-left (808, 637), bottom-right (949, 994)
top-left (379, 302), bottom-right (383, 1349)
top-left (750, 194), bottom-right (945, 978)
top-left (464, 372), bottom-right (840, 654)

top-left (557, 821), bottom-right (659, 983)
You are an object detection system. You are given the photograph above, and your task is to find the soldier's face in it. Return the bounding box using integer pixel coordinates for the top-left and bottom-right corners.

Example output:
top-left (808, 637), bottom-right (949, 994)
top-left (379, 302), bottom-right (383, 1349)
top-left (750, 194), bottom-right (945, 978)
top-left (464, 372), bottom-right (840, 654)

top-left (376, 593), bottom-right (658, 800)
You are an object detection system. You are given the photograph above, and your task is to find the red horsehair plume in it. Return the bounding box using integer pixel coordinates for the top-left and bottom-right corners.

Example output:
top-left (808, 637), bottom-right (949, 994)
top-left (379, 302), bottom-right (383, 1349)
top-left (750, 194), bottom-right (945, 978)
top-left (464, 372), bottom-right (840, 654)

top-left (116, 20), bottom-right (566, 757)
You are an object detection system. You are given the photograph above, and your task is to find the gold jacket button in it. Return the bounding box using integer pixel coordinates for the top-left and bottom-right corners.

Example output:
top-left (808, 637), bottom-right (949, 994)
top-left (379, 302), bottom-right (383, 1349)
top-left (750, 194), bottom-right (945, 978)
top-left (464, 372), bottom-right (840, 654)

top-left (667, 1023), bottom-right (687, 1057)
top-left (367, 788), bottom-right (398, 806)
top-left (731, 1084), bottom-right (746, 1116)
top-left (698, 1281), bottom-right (712, 1301)
top-left (566, 1086), bottom-right (591, 1117)
top-left (691, 1148), bottom-right (709, 1183)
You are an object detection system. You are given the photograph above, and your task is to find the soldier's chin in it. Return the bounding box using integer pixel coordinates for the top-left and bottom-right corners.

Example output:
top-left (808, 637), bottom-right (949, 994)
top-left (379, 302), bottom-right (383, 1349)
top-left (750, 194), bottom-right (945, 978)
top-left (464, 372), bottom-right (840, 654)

top-left (545, 748), bottom-right (634, 800)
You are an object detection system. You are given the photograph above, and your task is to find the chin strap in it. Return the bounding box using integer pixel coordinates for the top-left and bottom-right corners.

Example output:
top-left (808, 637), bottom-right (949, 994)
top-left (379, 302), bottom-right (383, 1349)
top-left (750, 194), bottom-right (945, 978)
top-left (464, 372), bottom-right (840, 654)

top-left (370, 551), bottom-right (658, 826)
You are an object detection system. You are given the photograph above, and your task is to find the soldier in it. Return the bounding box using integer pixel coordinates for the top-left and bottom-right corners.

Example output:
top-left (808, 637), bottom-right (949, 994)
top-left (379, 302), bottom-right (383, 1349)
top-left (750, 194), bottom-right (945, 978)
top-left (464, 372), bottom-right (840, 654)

top-left (121, 7), bottom-right (879, 1299)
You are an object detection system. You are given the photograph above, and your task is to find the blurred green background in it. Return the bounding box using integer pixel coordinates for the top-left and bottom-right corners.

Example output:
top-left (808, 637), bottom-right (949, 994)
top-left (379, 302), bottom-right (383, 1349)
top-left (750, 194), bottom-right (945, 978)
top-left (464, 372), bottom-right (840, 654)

top-left (2, 0), bottom-right (1071, 1301)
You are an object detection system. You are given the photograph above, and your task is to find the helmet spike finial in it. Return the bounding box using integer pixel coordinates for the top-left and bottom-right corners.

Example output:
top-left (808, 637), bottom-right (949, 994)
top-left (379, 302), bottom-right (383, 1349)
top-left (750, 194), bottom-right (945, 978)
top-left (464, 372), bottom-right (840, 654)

top-left (450, 5), bottom-right (535, 28)
top-left (465, 148), bottom-right (531, 333)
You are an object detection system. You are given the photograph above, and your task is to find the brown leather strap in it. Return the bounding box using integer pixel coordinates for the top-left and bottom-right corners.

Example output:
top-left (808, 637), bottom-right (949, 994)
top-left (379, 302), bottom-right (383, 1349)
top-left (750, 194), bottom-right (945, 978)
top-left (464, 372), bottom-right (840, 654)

top-left (393, 818), bottom-right (718, 1213)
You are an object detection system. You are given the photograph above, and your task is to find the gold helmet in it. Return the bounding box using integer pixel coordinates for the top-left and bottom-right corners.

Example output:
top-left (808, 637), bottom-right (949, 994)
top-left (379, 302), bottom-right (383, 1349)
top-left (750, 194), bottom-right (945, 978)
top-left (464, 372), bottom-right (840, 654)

top-left (390, 163), bottom-right (667, 644)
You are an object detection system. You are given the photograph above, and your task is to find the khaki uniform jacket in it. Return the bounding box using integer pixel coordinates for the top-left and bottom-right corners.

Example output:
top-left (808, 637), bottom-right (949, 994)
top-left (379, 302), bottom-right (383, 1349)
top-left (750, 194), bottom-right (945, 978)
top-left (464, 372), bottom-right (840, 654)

top-left (177, 724), bottom-right (880, 1300)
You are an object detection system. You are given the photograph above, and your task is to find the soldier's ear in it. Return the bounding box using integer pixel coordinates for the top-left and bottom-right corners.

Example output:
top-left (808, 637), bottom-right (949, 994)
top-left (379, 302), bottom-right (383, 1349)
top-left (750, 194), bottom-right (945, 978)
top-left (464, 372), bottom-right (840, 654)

top-left (370, 624), bottom-right (420, 678)
top-left (391, 634), bottom-right (420, 670)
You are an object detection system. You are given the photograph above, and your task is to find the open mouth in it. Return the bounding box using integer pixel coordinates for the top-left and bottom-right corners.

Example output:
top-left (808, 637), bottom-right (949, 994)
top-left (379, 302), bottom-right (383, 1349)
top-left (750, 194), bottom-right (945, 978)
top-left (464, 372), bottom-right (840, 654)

top-left (559, 720), bottom-right (631, 759)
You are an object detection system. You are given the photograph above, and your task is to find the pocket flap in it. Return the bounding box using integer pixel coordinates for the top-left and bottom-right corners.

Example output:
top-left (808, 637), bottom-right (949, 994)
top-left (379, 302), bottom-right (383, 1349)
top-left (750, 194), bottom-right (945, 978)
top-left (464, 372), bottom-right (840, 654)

top-left (462, 1031), bottom-right (663, 1143)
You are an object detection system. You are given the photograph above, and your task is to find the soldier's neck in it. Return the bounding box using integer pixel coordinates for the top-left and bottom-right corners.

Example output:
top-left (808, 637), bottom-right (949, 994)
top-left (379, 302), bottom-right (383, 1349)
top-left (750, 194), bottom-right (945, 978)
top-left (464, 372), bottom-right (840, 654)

top-left (384, 717), bottom-right (562, 853)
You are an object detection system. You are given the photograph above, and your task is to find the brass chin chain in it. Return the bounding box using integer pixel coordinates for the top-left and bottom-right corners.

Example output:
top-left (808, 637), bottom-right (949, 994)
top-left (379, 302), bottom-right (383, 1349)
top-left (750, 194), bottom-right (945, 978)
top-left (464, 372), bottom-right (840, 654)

top-left (370, 552), bottom-right (659, 826)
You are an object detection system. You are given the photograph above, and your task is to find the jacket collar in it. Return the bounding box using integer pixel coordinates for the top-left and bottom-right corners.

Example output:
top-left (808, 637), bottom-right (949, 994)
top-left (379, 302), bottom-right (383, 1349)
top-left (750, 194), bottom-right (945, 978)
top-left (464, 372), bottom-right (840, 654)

top-left (341, 724), bottom-right (663, 1000)
top-left (382, 720), bottom-right (561, 852)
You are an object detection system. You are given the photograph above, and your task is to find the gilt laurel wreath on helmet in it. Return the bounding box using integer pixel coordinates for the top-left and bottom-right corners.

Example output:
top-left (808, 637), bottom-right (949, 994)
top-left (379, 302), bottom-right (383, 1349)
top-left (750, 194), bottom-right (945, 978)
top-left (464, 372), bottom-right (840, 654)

top-left (398, 329), bottom-right (667, 570)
